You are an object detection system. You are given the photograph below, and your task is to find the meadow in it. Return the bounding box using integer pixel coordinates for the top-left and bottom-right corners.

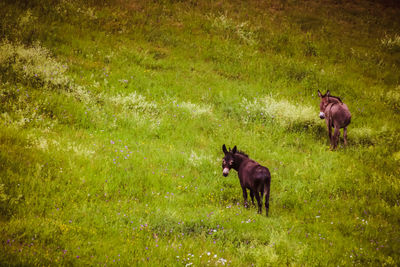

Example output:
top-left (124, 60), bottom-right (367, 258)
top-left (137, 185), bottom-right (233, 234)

top-left (0, 0), bottom-right (399, 265)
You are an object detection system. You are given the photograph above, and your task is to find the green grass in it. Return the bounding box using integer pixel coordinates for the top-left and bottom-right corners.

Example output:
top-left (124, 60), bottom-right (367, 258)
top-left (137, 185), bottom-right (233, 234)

top-left (1, 0), bottom-right (400, 265)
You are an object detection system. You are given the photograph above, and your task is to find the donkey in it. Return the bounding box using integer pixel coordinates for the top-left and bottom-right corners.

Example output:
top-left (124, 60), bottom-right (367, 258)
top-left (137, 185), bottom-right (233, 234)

top-left (318, 90), bottom-right (351, 149)
top-left (222, 145), bottom-right (271, 216)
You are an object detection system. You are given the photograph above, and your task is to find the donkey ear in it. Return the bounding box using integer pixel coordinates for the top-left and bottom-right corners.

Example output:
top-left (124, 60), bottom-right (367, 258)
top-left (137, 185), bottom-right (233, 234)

top-left (317, 90), bottom-right (322, 97)
top-left (326, 90), bottom-right (330, 96)
top-left (232, 146), bottom-right (237, 154)
top-left (222, 144), bottom-right (228, 154)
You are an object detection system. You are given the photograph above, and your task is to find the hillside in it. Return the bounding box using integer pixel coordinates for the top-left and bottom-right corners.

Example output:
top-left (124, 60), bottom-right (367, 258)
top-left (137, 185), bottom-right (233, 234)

top-left (1, 0), bottom-right (400, 265)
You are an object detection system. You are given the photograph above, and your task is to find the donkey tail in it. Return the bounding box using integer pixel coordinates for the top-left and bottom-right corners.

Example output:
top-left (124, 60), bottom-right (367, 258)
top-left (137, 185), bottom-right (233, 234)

top-left (264, 171), bottom-right (271, 216)
top-left (263, 177), bottom-right (270, 198)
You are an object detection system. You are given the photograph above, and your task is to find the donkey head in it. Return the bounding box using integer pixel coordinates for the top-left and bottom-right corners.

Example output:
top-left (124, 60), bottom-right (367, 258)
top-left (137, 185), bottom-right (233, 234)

top-left (222, 144), bottom-right (237, 177)
top-left (317, 90), bottom-right (330, 119)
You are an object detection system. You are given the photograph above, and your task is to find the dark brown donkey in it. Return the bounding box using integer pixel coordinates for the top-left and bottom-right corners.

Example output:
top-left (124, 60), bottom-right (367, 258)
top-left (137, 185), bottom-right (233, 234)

top-left (318, 90), bottom-right (351, 149)
top-left (222, 145), bottom-right (271, 216)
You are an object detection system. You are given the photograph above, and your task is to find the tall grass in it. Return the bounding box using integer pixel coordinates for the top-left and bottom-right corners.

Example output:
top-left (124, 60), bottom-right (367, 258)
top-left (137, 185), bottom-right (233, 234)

top-left (1, 0), bottom-right (399, 265)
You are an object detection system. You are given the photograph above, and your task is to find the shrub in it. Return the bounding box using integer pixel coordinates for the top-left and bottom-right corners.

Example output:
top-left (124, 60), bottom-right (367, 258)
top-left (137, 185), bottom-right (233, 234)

top-left (381, 33), bottom-right (400, 53)
top-left (208, 14), bottom-right (257, 45)
top-left (240, 96), bottom-right (319, 129)
top-left (177, 101), bottom-right (212, 117)
top-left (0, 40), bottom-right (70, 90)
top-left (383, 87), bottom-right (400, 112)
top-left (108, 92), bottom-right (158, 116)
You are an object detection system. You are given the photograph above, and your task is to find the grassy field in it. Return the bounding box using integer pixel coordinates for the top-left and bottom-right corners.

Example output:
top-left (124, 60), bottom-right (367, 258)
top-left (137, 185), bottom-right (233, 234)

top-left (1, 0), bottom-right (400, 265)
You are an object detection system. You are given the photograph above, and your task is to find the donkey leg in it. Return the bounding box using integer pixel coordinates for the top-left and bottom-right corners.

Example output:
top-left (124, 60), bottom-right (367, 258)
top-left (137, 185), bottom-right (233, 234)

top-left (343, 127), bottom-right (348, 146)
top-left (328, 126), bottom-right (332, 141)
top-left (264, 181), bottom-right (270, 216)
top-left (254, 191), bottom-right (262, 214)
top-left (326, 120), bottom-right (332, 149)
top-left (250, 190), bottom-right (255, 206)
top-left (333, 127), bottom-right (340, 149)
top-left (242, 187), bottom-right (249, 208)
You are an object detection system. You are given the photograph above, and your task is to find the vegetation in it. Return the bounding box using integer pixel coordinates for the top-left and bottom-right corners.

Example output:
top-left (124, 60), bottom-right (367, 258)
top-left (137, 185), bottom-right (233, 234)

top-left (1, 0), bottom-right (399, 265)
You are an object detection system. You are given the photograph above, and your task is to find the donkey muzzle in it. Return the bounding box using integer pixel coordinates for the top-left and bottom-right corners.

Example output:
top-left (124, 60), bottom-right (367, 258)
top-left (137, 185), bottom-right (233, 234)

top-left (222, 167), bottom-right (230, 177)
top-left (319, 112), bottom-right (325, 119)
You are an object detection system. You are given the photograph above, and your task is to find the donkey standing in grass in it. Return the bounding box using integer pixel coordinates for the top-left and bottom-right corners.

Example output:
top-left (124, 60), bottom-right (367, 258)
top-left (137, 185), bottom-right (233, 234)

top-left (222, 145), bottom-right (271, 216)
top-left (318, 90), bottom-right (351, 149)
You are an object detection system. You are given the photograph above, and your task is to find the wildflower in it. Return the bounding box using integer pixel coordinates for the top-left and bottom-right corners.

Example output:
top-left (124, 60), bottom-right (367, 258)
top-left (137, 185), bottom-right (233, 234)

top-left (217, 258), bottom-right (227, 265)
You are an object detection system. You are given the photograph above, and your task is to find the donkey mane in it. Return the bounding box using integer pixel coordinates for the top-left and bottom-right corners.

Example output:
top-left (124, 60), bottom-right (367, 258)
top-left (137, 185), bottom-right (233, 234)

top-left (227, 147), bottom-right (249, 158)
top-left (325, 94), bottom-right (343, 103)
top-left (236, 150), bottom-right (249, 158)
